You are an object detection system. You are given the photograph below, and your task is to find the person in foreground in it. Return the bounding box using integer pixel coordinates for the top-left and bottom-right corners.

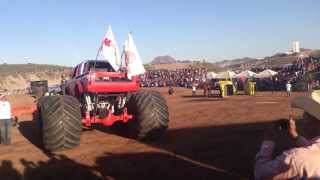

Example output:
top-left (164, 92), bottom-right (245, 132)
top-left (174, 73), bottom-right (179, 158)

top-left (255, 90), bottom-right (320, 179)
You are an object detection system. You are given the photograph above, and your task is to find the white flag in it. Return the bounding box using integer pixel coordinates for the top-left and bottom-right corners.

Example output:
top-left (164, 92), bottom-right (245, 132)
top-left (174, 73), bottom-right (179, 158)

top-left (124, 33), bottom-right (145, 79)
top-left (101, 26), bottom-right (120, 71)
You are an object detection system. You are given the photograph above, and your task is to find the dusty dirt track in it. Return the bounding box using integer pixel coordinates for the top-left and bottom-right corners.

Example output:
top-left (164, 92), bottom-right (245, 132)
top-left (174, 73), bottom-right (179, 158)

top-left (0, 88), bottom-right (307, 180)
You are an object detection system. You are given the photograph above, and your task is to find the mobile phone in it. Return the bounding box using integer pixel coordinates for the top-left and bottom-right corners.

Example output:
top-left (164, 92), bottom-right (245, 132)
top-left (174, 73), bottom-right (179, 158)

top-left (276, 119), bottom-right (289, 131)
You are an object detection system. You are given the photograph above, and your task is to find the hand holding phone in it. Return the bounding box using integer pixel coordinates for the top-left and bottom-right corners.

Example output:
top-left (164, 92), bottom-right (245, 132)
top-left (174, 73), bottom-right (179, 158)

top-left (288, 115), bottom-right (299, 139)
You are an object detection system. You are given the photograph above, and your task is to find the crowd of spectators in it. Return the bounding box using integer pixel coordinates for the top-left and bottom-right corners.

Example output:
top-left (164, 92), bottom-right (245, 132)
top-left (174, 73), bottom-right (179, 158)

top-left (140, 68), bottom-right (207, 88)
top-left (253, 56), bottom-right (320, 91)
top-left (141, 56), bottom-right (320, 92)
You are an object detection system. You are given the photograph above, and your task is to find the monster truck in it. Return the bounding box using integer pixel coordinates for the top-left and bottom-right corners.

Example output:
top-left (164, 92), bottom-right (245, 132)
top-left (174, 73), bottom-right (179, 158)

top-left (37, 60), bottom-right (169, 151)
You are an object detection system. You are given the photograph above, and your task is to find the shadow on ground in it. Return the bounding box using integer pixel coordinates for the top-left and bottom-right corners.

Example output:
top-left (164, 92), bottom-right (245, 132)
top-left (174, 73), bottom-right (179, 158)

top-left (0, 155), bottom-right (102, 180)
top-left (15, 119), bottom-right (295, 180)
top-left (95, 152), bottom-right (238, 180)
top-left (18, 120), bottom-right (42, 150)
top-left (95, 120), bottom-right (294, 179)
top-left (144, 122), bottom-right (294, 179)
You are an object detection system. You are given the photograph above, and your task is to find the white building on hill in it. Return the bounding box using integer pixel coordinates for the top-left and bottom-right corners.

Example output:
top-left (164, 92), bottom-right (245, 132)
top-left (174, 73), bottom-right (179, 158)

top-left (292, 41), bottom-right (300, 53)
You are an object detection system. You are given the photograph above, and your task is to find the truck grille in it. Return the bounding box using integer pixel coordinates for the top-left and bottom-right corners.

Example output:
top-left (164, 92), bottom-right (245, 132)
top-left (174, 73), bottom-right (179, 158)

top-left (95, 77), bottom-right (131, 82)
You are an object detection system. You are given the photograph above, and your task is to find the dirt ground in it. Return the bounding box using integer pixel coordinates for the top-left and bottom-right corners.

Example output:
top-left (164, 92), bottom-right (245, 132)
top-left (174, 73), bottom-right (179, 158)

top-left (0, 88), bottom-right (307, 180)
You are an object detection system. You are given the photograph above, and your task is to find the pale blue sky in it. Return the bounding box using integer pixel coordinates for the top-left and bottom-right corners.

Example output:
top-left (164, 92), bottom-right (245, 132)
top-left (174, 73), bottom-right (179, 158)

top-left (0, 0), bottom-right (319, 66)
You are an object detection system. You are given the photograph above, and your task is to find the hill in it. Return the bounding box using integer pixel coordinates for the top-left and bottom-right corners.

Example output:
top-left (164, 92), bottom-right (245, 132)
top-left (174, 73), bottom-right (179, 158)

top-left (215, 49), bottom-right (320, 70)
top-left (147, 60), bottom-right (224, 72)
top-left (0, 64), bottom-right (71, 91)
top-left (148, 62), bottom-right (192, 70)
top-left (214, 57), bottom-right (257, 68)
top-left (150, 55), bottom-right (176, 64)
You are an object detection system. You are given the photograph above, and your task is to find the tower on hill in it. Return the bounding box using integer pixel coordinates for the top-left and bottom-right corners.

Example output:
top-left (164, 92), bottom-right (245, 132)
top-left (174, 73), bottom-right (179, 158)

top-left (292, 41), bottom-right (300, 53)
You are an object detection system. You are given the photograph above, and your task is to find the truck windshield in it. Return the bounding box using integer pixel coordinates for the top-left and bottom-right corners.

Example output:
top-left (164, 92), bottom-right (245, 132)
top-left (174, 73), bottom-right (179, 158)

top-left (89, 61), bottom-right (115, 72)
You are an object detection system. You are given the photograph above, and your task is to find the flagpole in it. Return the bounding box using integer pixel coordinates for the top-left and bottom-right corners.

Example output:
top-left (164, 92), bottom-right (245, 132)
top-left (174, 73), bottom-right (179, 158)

top-left (94, 44), bottom-right (102, 69)
top-left (125, 31), bottom-right (133, 68)
top-left (95, 45), bottom-right (102, 60)
top-left (120, 44), bottom-right (124, 70)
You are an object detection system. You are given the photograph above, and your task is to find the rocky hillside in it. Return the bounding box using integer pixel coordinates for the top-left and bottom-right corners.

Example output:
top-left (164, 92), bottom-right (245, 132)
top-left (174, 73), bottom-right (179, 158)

top-left (215, 49), bottom-right (320, 70)
top-left (150, 55), bottom-right (176, 64)
top-left (215, 57), bottom-right (257, 68)
top-left (0, 64), bottom-right (71, 91)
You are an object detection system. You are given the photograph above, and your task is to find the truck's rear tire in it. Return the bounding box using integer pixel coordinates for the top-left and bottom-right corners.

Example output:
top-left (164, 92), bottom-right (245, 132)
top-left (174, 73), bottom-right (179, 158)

top-left (38, 95), bottom-right (82, 151)
top-left (128, 90), bottom-right (169, 140)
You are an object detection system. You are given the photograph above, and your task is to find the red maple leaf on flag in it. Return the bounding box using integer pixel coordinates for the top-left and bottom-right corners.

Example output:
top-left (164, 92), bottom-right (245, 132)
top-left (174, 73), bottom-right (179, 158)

top-left (103, 38), bottom-right (111, 47)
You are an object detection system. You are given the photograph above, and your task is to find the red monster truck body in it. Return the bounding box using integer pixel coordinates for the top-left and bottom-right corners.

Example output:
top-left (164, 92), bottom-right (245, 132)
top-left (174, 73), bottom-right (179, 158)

top-left (62, 60), bottom-right (138, 126)
top-left (37, 60), bottom-right (169, 151)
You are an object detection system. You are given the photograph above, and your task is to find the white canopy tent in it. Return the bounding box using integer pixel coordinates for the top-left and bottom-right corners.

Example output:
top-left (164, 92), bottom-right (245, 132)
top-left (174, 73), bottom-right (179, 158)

top-left (254, 69), bottom-right (278, 78)
top-left (206, 72), bottom-right (218, 79)
top-left (235, 70), bottom-right (256, 78)
top-left (215, 71), bottom-right (236, 79)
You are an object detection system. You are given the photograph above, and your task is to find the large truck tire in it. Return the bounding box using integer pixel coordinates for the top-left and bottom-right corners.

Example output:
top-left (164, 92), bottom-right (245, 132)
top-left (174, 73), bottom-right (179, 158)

top-left (128, 90), bottom-right (169, 140)
top-left (38, 95), bottom-right (82, 151)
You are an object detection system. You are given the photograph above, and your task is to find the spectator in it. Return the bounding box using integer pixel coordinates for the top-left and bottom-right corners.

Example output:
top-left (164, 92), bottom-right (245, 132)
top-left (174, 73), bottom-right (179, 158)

top-left (203, 83), bottom-right (208, 97)
top-left (192, 82), bottom-right (197, 96)
top-left (168, 85), bottom-right (174, 95)
top-left (286, 81), bottom-right (292, 96)
top-left (254, 90), bottom-right (320, 179)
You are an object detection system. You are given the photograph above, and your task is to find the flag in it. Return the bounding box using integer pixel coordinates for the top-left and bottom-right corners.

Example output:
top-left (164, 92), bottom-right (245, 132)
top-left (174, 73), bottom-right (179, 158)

top-left (101, 26), bottom-right (120, 71)
top-left (123, 33), bottom-right (145, 79)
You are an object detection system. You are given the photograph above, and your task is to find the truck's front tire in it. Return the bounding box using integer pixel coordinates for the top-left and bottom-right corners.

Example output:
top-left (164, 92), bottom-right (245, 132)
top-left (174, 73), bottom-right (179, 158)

top-left (38, 95), bottom-right (82, 151)
top-left (128, 90), bottom-right (169, 140)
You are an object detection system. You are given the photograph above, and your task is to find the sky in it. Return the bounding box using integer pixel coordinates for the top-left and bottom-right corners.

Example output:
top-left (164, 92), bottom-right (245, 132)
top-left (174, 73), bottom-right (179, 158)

top-left (0, 0), bottom-right (319, 66)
